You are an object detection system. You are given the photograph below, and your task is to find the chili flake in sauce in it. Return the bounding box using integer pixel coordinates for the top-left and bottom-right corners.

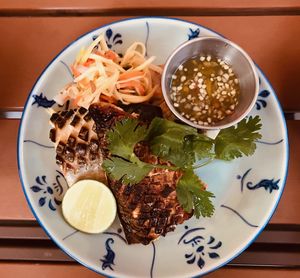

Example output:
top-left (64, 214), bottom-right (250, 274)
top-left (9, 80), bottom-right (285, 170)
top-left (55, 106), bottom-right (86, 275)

top-left (170, 55), bottom-right (240, 126)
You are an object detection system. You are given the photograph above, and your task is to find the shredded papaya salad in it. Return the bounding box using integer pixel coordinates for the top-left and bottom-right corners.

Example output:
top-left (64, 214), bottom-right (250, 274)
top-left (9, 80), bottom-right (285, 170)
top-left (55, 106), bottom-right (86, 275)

top-left (54, 34), bottom-right (163, 108)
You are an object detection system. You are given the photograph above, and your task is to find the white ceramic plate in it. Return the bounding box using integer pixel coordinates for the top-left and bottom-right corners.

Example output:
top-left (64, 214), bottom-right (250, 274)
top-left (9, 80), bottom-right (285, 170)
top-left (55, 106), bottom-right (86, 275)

top-left (18, 17), bottom-right (288, 277)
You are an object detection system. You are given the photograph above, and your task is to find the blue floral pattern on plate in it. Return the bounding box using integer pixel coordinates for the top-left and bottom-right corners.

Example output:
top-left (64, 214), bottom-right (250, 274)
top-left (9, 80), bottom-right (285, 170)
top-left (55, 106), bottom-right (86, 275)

top-left (188, 28), bottom-right (200, 40)
top-left (32, 93), bottom-right (56, 108)
top-left (256, 90), bottom-right (270, 110)
top-left (178, 226), bottom-right (222, 269)
top-left (30, 171), bottom-right (67, 211)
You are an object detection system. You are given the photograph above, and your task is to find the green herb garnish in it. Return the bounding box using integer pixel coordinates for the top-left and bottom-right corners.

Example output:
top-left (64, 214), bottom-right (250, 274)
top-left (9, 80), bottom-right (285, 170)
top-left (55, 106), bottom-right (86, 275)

top-left (102, 115), bottom-right (262, 219)
top-left (215, 116), bottom-right (262, 160)
top-left (177, 169), bottom-right (215, 218)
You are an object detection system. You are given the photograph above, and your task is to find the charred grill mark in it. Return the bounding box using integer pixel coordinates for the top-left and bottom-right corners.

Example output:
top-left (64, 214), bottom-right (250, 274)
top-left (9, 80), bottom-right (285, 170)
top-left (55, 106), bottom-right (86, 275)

top-left (49, 103), bottom-right (191, 245)
top-left (109, 159), bottom-right (192, 245)
top-left (56, 142), bottom-right (65, 155)
top-left (70, 115), bottom-right (80, 127)
top-left (78, 127), bottom-right (89, 141)
top-left (57, 116), bottom-right (67, 129)
top-left (65, 109), bottom-right (75, 119)
top-left (161, 186), bottom-right (174, 198)
top-left (50, 113), bottom-right (59, 123)
top-left (83, 112), bottom-right (92, 122)
top-left (89, 104), bottom-right (127, 131)
top-left (49, 128), bottom-right (56, 142)
top-left (56, 154), bottom-right (64, 166)
top-left (67, 136), bottom-right (76, 148)
top-left (79, 107), bottom-right (87, 115)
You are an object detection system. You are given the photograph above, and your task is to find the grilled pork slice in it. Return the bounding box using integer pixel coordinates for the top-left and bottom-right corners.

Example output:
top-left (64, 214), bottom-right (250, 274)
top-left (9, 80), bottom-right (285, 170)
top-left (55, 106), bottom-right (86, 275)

top-left (50, 103), bottom-right (192, 244)
top-left (49, 104), bottom-right (126, 186)
top-left (90, 105), bottom-right (192, 245)
top-left (109, 144), bottom-right (192, 245)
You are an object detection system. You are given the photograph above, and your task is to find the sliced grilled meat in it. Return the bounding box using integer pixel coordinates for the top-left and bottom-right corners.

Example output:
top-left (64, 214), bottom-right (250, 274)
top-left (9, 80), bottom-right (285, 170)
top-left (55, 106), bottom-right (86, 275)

top-left (50, 103), bottom-right (192, 245)
top-left (89, 107), bottom-right (193, 245)
top-left (49, 103), bottom-right (126, 186)
top-left (109, 144), bottom-right (192, 245)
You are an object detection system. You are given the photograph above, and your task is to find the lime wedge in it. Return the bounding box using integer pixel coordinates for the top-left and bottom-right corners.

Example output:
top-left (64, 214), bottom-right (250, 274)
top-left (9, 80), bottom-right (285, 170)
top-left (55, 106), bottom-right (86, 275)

top-left (62, 180), bottom-right (116, 233)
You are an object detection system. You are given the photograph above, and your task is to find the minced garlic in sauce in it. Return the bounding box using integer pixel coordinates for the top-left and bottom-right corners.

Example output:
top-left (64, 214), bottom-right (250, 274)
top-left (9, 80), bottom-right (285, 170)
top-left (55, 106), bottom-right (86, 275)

top-left (170, 55), bottom-right (240, 126)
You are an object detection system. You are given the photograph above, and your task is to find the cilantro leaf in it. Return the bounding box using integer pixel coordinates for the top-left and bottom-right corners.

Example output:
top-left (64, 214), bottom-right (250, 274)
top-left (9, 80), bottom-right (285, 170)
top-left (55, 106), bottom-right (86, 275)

top-left (147, 117), bottom-right (198, 140)
top-left (185, 134), bottom-right (214, 160)
top-left (215, 116), bottom-right (262, 161)
top-left (147, 118), bottom-right (198, 167)
top-left (106, 118), bottom-right (147, 160)
top-left (176, 169), bottom-right (215, 218)
top-left (102, 157), bottom-right (154, 185)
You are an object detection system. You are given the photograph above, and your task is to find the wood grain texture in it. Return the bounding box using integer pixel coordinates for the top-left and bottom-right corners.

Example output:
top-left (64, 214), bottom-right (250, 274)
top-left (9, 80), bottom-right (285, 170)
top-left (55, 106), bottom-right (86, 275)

top-left (1, 0), bottom-right (300, 10)
top-left (270, 120), bottom-right (300, 224)
top-left (0, 119), bottom-right (298, 223)
top-left (0, 120), bottom-right (33, 220)
top-left (0, 262), bottom-right (299, 278)
top-left (0, 16), bottom-right (300, 109)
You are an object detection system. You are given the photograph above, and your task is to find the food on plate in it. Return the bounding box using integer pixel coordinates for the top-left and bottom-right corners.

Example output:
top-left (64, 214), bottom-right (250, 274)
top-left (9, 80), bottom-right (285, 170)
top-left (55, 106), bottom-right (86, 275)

top-left (62, 179), bottom-right (116, 233)
top-left (90, 104), bottom-right (193, 244)
top-left (53, 34), bottom-right (162, 108)
top-left (170, 55), bottom-right (240, 126)
top-left (49, 105), bottom-right (107, 185)
top-left (49, 34), bottom-right (262, 244)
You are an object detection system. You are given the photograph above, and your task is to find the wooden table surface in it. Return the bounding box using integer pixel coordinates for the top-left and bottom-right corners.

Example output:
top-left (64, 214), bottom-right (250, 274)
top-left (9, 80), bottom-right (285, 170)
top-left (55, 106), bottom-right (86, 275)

top-left (0, 1), bottom-right (299, 277)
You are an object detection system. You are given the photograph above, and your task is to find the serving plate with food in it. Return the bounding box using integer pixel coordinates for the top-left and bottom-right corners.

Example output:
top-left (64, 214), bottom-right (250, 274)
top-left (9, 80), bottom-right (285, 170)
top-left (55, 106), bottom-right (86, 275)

top-left (18, 17), bottom-right (288, 277)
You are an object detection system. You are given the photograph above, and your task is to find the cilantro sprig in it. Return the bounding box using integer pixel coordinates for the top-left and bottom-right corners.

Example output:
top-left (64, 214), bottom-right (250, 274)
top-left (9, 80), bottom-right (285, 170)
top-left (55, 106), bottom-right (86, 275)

top-left (177, 169), bottom-right (215, 218)
top-left (215, 116), bottom-right (262, 160)
top-left (102, 115), bottom-right (262, 219)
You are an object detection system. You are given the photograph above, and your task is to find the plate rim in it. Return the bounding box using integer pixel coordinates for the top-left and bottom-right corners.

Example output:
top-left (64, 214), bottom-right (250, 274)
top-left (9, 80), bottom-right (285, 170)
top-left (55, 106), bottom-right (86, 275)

top-left (17, 16), bottom-right (289, 278)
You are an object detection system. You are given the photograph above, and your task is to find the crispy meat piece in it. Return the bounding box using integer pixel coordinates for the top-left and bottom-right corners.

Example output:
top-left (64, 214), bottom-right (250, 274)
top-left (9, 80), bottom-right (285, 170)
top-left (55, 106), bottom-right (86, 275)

top-left (50, 103), bottom-right (192, 245)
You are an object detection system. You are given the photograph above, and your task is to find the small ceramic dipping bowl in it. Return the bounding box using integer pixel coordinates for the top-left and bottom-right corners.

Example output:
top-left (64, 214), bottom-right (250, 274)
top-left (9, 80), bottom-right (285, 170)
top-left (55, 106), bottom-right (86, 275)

top-left (161, 36), bottom-right (259, 130)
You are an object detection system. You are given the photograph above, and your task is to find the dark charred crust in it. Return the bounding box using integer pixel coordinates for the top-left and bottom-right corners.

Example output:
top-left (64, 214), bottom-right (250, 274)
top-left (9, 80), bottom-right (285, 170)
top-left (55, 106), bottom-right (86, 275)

top-left (89, 104), bottom-right (126, 131)
top-left (65, 110), bottom-right (75, 119)
top-left (83, 112), bottom-right (92, 122)
top-left (57, 117), bottom-right (67, 129)
top-left (49, 128), bottom-right (56, 142)
top-left (161, 186), bottom-right (174, 198)
top-left (67, 136), bottom-right (76, 148)
top-left (60, 111), bottom-right (68, 117)
top-left (78, 127), bottom-right (89, 141)
top-left (56, 142), bottom-right (65, 155)
top-left (79, 107), bottom-right (87, 115)
top-left (51, 103), bottom-right (191, 245)
top-left (50, 113), bottom-right (59, 123)
top-left (55, 155), bottom-right (64, 166)
top-left (109, 159), bottom-right (192, 245)
top-left (70, 115), bottom-right (80, 127)
top-left (121, 103), bottom-right (163, 122)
